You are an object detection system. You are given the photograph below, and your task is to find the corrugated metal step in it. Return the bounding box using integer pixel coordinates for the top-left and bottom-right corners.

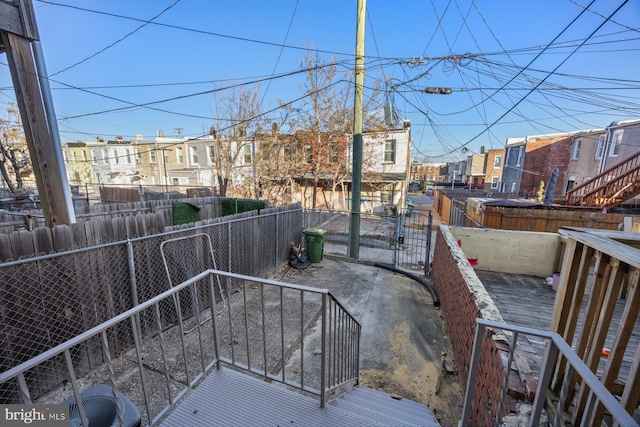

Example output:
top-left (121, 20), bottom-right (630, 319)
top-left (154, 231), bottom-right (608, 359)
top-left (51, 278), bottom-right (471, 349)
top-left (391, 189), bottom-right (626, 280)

top-left (159, 367), bottom-right (441, 426)
top-left (332, 386), bottom-right (440, 426)
top-left (341, 386), bottom-right (437, 419)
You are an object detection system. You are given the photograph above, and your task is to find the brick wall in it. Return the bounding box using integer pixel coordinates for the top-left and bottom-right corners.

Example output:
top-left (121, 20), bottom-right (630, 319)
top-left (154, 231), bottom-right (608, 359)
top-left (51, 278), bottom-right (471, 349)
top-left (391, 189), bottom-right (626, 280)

top-left (431, 225), bottom-right (513, 425)
top-left (521, 136), bottom-right (572, 197)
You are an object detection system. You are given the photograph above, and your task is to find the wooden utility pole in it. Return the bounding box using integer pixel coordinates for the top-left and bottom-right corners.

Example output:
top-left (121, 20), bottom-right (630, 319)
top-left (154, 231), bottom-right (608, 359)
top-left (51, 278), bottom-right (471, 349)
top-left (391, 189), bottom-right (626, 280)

top-left (349, 0), bottom-right (366, 259)
top-left (1, 0), bottom-right (76, 226)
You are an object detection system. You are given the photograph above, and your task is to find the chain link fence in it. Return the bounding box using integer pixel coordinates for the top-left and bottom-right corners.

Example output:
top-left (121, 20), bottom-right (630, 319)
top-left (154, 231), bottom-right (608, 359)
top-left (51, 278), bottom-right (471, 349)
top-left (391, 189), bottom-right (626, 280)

top-left (302, 209), bottom-right (397, 265)
top-left (0, 207), bottom-right (302, 403)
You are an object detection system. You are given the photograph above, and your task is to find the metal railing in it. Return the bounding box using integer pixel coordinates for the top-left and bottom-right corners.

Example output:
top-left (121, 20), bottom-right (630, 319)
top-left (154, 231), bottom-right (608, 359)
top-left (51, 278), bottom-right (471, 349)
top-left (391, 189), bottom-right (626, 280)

top-left (0, 269), bottom-right (360, 425)
top-left (462, 319), bottom-right (639, 427)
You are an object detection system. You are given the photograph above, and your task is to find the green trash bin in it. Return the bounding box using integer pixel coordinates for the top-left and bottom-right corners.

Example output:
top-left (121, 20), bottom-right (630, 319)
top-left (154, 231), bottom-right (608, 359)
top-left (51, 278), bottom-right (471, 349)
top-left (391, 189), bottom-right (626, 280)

top-left (303, 228), bottom-right (327, 263)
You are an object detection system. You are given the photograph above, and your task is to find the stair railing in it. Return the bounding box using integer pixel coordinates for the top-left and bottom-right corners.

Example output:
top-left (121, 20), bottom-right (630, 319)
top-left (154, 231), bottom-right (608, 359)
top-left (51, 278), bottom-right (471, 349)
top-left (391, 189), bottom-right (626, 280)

top-left (565, 151), bottom-right (640, 207)
top-left (0, 269), bottom-right (361, 426)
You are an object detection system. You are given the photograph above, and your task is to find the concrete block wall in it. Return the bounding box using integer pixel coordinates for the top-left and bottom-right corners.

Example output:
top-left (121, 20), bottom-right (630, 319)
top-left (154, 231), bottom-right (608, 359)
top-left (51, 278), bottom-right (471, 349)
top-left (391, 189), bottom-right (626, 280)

top-left (431, 225), bottom-right (513, 425)
top-left (449, 227), bottom-right (560, 277)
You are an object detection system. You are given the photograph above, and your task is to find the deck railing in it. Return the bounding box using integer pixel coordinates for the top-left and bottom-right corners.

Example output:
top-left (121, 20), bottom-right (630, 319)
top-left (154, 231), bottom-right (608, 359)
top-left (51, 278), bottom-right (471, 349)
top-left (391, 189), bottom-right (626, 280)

top-left (462, 319), bottom-right (639, 427)
top-left (0, 269), bottom-right (361, 426)
top-left (565, 151), bottom-right (640, 207)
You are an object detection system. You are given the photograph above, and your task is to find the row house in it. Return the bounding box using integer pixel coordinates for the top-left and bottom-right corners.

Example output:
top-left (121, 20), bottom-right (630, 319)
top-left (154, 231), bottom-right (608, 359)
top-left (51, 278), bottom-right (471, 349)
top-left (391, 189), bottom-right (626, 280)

top-left (483, 148), bottom-right (505, 191)
top-left (465, 152), bottom-right (486, 188)
top-left (501, 132), bottom-right (575, 198)
top-left (357, 120), bottom-right (412, 213)
top-left (497, 119), bottom-right (640, 200)
top-left (410, 162), bottom-right (445, 183)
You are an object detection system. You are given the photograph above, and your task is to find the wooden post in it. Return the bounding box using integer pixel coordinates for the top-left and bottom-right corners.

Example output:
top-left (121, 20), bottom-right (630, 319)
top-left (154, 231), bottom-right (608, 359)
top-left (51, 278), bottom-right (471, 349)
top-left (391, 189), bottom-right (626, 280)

top-left (1, 1), bottom-right (75, 227)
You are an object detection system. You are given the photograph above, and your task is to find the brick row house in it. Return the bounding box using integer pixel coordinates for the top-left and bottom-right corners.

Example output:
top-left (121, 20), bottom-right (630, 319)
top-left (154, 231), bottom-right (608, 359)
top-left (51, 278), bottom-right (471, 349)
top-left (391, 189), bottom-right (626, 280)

top-left (432, 118), bottom-right (640, 203)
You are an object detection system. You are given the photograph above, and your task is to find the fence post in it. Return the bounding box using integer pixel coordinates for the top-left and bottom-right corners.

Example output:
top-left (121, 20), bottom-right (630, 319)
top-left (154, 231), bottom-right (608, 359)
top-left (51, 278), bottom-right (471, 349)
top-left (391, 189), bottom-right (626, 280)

top-left (393, 214), bottom-right (400, 269)
top-left (425, 211), bottom-right (432, 276)
top-left (275, 212), bottom-right (279, 268)
top-left (126, 240), bottom-right (142, 345)
top-left (320, 293), bottom-right (327, 408)
top-left (227, 222), bottom-right (232, 273)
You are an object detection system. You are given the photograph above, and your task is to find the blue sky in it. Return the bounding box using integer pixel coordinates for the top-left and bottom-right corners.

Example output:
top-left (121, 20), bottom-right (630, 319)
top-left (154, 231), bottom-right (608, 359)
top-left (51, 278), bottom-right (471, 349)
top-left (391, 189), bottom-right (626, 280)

top-left (2, 0), bottom-right (639, 163)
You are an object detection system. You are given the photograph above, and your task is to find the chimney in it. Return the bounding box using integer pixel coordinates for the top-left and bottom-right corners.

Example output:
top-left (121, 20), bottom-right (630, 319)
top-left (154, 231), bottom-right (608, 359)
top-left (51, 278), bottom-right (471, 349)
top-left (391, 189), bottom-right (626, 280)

top-left (209, 127), bottom-right (216, 138)
top-left (480, 145), bottom-right (485, 154)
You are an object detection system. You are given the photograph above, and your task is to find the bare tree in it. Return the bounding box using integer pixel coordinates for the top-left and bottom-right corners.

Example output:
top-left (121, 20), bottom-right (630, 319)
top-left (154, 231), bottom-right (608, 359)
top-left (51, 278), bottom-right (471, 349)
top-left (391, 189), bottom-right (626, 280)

top-left (280, 52), bottom-right (387, 209)
top-left (0, 104), bottom-right (31, 192)
top-left (211, 83), bottom-right (267, 197)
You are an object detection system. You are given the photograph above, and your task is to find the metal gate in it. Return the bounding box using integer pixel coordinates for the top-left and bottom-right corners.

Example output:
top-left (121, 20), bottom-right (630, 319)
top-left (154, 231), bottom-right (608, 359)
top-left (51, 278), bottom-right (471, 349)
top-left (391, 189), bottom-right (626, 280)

top-left (302, 208), bottom-right (432, 275)
top-left (393, 210), bottom-right (433, 275)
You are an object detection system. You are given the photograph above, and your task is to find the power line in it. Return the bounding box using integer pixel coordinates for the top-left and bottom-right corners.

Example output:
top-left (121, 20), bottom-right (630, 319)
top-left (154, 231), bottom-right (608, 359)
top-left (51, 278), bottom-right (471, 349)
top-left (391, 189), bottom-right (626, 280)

top-left (436, 0), bottom-right (630, 158)
top-left (50, 0), bottom-right (182, 77)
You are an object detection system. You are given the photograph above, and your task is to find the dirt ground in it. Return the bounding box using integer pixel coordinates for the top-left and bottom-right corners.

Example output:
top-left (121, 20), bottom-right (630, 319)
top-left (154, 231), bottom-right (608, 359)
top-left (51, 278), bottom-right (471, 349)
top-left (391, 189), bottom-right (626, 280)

top-left (358, 318), bottom-right (463, 427)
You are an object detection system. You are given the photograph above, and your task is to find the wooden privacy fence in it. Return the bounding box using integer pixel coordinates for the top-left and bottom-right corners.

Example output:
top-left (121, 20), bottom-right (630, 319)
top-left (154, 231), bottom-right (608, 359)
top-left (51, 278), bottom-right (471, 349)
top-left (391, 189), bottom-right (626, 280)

top-left (434, 189), bottom-right (639, 232)
top-left (0, 204), bottom-right (302, 402)
top-left (0, 195), bottom-right (266, 235)
top-left (470, 206), bottom-right (636, 232)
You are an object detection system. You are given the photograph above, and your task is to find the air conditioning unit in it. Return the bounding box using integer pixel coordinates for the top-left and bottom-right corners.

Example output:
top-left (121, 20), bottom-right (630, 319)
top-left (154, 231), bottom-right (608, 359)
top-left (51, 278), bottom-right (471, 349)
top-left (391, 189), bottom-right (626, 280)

top-left (63, 384), bottom-right (141, 427)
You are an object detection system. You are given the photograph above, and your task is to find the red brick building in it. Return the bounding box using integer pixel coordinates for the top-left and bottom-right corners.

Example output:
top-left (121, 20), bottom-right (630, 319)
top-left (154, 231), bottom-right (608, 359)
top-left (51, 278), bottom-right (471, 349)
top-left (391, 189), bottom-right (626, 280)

top-left (519, 134), bottom-right (573, 198)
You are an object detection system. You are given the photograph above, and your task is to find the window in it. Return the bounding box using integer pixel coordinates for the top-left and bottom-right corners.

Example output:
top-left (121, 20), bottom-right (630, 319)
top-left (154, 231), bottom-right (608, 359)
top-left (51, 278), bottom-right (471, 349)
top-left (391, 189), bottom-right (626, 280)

top-left (150, 149), bottom-right (157, 163)
top-left (491, 176), bottom-right (499, 189)
top-left (516, 147), bottom-right (524, 166)
top-left (208, 146), bottom-right (216, 163)
top-left (610, 130), bottom-right (623, 157)
top-left (176, 147), bottom-right (184, 164)
top-left (135, 149), bottom-right (142, 163)
top-left (112, 149), bottom-right (119, 164)
top-left (595, 135), bottom-right (605, 159)
top-left (244, 144), bottom-right (252, 164)
top-left (103, 149), bottom-right (109, 165)
top-left (303, 143), bottom-right (313, 164)
top-left (329, 146), bottom-right (339, 164)
top-left (125, 148), bottom-right (132, 164)
top-left (172, 178), bottom-right (179, 186)
top-left (71, 152), bottom-right (77, 164)
top-left (572, 140), bottom-right (581, 160)
top-left (510, 182), bottom-right (516, 193)
top-left (82, 151), bottom-right (88, 163)
top-left (91, 150), bottom-right (99, 165)
top-left (163, 150), bottom-right (169, 164)
top-left (189, 146), bottom-right (198, 165)
top-left (63, 151), bottom-right (69, 165)
top-left (384, 139), bottom-right (396, 163)
top-left (493, 155), bottom-right (502, 168)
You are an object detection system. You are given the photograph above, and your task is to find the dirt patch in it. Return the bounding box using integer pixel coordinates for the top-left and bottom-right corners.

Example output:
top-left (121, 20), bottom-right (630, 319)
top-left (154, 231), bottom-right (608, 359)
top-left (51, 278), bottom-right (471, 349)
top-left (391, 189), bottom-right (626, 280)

top-left (359, 321), bottom-right (463, 427)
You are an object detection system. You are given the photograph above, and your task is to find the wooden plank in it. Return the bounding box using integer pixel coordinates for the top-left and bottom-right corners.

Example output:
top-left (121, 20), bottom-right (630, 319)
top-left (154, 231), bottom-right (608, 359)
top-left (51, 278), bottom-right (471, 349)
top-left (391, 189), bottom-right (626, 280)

top-left (549, 238), bottom-right (579, 333)
top-left (572, 259), bottom-right (627, 425)
top-left (562, 251), bottom-right (609, 409)
top-left (590, 268), bottom-right (640, 425)
top-left (0, 2), bottom-right (24, 36)
top-left (0, 233), bottom-right (13, 260)
top-left (32, 227), bottom-right (52, 255)
top-left (552, 244), bottom-right (594, 389)
top-left (560, 228), bottom-right (640, 269)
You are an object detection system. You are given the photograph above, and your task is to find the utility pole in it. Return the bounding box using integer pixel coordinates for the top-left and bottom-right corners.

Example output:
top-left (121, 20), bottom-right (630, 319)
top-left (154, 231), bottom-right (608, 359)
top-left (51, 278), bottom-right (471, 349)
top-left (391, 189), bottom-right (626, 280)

top-left (349, 0), bottom-right (366, 259)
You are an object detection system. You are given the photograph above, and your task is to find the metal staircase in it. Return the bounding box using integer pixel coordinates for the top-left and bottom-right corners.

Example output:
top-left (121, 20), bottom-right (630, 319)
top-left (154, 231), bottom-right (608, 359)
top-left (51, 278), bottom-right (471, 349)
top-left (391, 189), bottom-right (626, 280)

top-left (564, 151), bottom-right (640, 208)
top-left (159, 367), bottom-right (441, 427)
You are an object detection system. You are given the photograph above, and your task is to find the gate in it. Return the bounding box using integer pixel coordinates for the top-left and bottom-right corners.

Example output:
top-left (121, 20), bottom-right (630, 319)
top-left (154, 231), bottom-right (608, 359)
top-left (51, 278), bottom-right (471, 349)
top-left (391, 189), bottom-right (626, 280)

top-left (393, 210), bottom-right (433, 275)
top-left (302, 208), bottom-right (432, 275)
